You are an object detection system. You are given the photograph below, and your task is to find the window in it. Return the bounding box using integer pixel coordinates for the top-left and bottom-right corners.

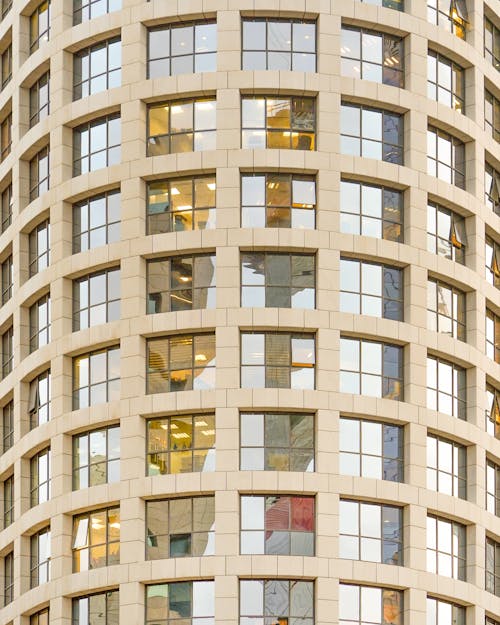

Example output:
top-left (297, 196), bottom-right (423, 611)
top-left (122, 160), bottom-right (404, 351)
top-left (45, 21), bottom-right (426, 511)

top-left (427, 515), bottom-right (466, 579)
top-left (148, 21), bottom-right (216, 77)
top-left (29, 219), bottom-right (50, 276)
top-left (29, 293), bottom-right (51, 351)
top-left (72, 507), bottom-right (120, 571)
top-left (72, 345), bottom-right (120, 409)
top-left (1, 184), bottom-right (11, 233)
top-left (73, 114), bottom-right (121, 175)
top-left (0, 45), bottom-right (10, 89)
top-left (486, 236), bottom-right (500, 287)
top-left (487, 309), bottom-right (500, 363)
top-left (485, 162), bottom-right (500, 215)
top-left (29, 370), bottom-right (50, 429)
top-left (73, 425), bottom-right (120, 489)
top-left (486, 90), bottom-right (500, 142)
top-left (72, 590), bottom-right (119, 625)
top-left (1, 1), bottom-right (11, 20)
top-left (340, 179), bottom-right (402, 241)
top-left (240, 495), bottom-right (314, 555)
top-left (30, 607), bottom-right (49, 625)
top-left (340, 102), bottom-right (403, 164)
top-left (241, 331), bottom-right (315, 389)
top-left (73, 267), bottom-right (120, 330)
top-left (359, 0), bottom-right (403, 7)
top-left (427, 434), bottom-right (466, 498)
top-left (339, 584), bottom-right (403, 625)
top-left (487, 536), bottom-right (500, 595)
top-left (487, 458), bottom-right (500, 515)
top-left (147, 98), bottom-right (216, 156)
top-left (427, 202), bottom-right (466, 263)
top-left (73, 189), bottom-right (120, 252)
top-left (339, 500), bottom-right (402, 565)
top-left (147, 414), bottom-right (215, 475)
top-left (240, 412), bottom-right (314, 472)
top-left (30, 1), bottom-right (50, 53)
top-left (428, 51), bottom-right (464, 112)
top-left (147, 175), bottom-right (216, 234)
top-left (0, 112), bottom-right (10, 161)
top-left (427, 278), bottom-right (465, 340)
top-left (1, 255), bottom-right (11, 303)
top-left (487, 385), bottom-right (500, 438)
top-left (30, 526), bottom-right (50, 587)
top-left (427, 0), bottom-right (467, 38)
top-left (242, 96), bottom-right (315, 150)
top-left (485, 17), bottom-right (500, 71)
top-left (427, 597), bottom-right (465, 625)
top-left (242, 18), bottom-right (316, 71)
top-left (241, 252), bottom-right (315, 308)
top-left (2, 400), bottom-right (12, 452)
top-left (146, 496), bottom-right (214, 559)
top-left (147, 334), bottom-right (215, 394)
top-left (427, 355), bottom-right (466, 419)
top-left (427, 126), bottom-right (465, 188)
top-left (340, 258), bottom-right (403, 320)
top-left (341, 26), bottom-right (403, 87)
top-left (487, 619), bottom-right (500, 625)
top-left (30, 72), bottom-right (49, 127)
top-left (4, 551), bottom-right (12, 605)
top-left (2, 326), bottom-right (12, 378)
top-left (30, 447), bottom-right (50, 506)
top-left (240, 580), bottom-right (313, 625)
top-left (147, 254), bottom-right (216, 313)
top-left (73, 0), bottom-right (121, 25)
top-left (339, 337), bottom-right (403, 400)
top-left (339, 417), bottom-right (403, 481)
top-left (146, 581), bottom-right (214, 625)
top-left (74, 37), bottom-right (121, 100)
top-left (241, 173), bottom-right (316, 229)
top-left (29, 146), bottom-right (49, 201)
top-left (3, 474), bottom-right (13, 526)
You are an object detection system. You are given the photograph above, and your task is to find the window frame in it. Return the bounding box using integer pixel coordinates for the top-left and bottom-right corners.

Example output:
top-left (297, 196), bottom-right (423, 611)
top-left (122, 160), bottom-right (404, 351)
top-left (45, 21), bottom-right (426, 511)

top-left (487, 458), bottom-right (500, 516)
top-left (146, 581), bottom-right (214, 625)
top-left (240, 494), bottom-right (315, 556)
top-left (147, 174), bottom-right (216, 234)
top-left (427, 201), bottom-right (466, 263)
top-left (427, 126), bottom-right (465, 189)
top-left (0, 44), bottom-right (11, 90)
top-left (485, 162), bottom-right (500, 215)
top-left (240, 411), bottom-right (315, 472)
top-left (426, 514), bottom-right (466, 580)
top-left (146, 496), bottom-right (215, 559)
top-left (30, 526), bottom-right (50, 588)
top-left (72, 590), bottom-right (119, 625)
top-left (72, 506), bottom-right (120, 571)
top-left (29, 293), bottom-right (51, 352)
top-left (426, 354), bottom-right (466, 419)
top-left (486, 235), bottom-right (500, 287)
top-left (341, 25), bottom-right (404, 87)
top-left (487, 535), bottom-right (500, 596)
top-left (73, 36), bottom-right (121, 100)
top-left (3, 550), bottom-right (13, 605)
top-left (73, 0), bottom-right (122, 25)
top-left (30, 447), bottom-right (51, 506)
top-left (29, 146), bottom-right (50, 201)
top-left (1, 254), bottom-right (11, 304)
top-left (339, 499), bottom-right (403, 565)
top-left (427, 433), bottom-right (466, 498)
top-left (241, 17), bottom-right (317, 72)
top-left (339, 583), bottom-right (403, 625)
top-left (29, 369), bottom-right (51, 429)
top-left (72, 424), bottom-right (120, 489)
top-left (1, 183), bottom-right (11, 233)
top-left (485, 17), bottom-right (500, 71)
top-left (2, 399), bottom-right (13, 452)
top-left (147, 253), bottom-right (216, 313)
top-left (0, 111), bottom-right (11, 161)
top-left (3, 473), bottom-right (13, 526)
top-left (427, 50), bottom-right (464, 112)
top-left (339, 416), bottom-right (404, 482)
top-left (30, 607), bottom-right (49, 625)
top-left (73, 267), bottom-right (120, 330)
top-left (339, 336), bottom-right (404, 401)
top-left (146, 333), bottom-right (216, 394)
top-left (487, 308), bottom-right (500, 363)
top-left (240, 579), bottom-right (314, 625)
top-left (427, 277), bottom-right (466, 341)
top-left (73, 189), bottom-right (120, 252)
top-left (240, 331), bottom-right (316, 390)
top-left (487, 385), bottom-right (500, 439)
top-left (148, 20), bottom-right (217, 78)
top-left (241, 251), bottom-right (316, 309)
top-left (72, 345), bottom-right (120, 409)
top-left (1, 325), bottom-right (12, 378)
top-left (427, 0), bottom-right (468, 39)
top-left (29, 219), bottom-right (50, 276)
top-left (30, 1), bottom-right (50, 54)
top-left (73, 113), bottom-right (121, 176)
top-left (427, 596), bottom-right (465, 625)
top-left (29, 71), bottom-right (50, 127)
top-left (241, 95), bottom-right (316, 150)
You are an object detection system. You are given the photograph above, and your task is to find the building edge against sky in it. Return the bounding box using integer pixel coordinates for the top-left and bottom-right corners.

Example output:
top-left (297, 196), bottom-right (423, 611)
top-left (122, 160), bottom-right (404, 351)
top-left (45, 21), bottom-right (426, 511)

top-left (1, 0), bottom-right (500, 623)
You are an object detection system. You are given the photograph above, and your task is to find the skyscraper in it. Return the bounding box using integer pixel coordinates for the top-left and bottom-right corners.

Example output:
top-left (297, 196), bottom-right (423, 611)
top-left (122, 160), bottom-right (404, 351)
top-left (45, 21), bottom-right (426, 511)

top-left (0, 1), bottom-right (499, 624)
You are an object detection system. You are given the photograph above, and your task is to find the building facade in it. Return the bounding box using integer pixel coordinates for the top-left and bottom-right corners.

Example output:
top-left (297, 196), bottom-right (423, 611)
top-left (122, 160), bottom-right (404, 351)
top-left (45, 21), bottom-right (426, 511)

top-left (0, 0), bottom-right (499, 623)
